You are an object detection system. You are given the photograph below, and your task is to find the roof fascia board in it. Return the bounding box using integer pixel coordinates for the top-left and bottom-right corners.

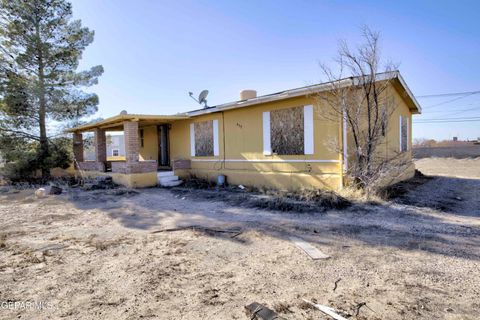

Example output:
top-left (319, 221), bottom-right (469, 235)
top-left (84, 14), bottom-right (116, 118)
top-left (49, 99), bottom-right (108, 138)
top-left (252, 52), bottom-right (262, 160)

top-left (396, 73), bottom-right (422, 114)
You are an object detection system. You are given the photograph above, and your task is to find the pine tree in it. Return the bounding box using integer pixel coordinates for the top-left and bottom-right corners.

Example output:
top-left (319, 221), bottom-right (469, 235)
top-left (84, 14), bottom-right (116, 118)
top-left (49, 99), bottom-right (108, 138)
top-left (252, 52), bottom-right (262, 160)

top-left (0, 0), bottom-right (103, 179)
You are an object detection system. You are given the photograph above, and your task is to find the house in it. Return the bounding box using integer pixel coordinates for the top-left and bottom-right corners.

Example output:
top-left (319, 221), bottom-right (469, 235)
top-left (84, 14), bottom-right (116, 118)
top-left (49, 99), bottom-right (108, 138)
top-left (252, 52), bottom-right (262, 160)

top-left (84, 133), bottom-right (125, 161)
top-left (67, 71), bottom-right (421, 189)
top-left (106, 134), bottom-right (126, 160)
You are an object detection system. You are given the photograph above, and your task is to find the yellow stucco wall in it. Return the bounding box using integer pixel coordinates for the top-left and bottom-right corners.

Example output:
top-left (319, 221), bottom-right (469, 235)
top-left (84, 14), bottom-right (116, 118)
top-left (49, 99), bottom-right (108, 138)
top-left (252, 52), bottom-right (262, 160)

top-left (139, 126), bottom-right (159, 161)
top-left (170, 96), bottom-right (344, 190)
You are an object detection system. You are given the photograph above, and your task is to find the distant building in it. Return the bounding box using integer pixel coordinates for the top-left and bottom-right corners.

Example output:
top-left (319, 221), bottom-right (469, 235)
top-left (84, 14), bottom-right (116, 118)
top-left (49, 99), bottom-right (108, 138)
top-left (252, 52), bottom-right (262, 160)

top-left (453, 136), bottom-right (458, 142)
top-left (106, 134), bottom-right (125, 159)
top-left (83, 134), bottom-right (125, 161)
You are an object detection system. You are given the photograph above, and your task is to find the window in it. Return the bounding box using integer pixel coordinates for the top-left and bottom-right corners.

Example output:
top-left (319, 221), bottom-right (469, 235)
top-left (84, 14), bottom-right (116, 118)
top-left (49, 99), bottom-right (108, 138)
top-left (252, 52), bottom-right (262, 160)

top-left (112, 149), bottom-right (119, 157)
top-left (400, 115), bottom-right (409, 152)
top-left (140, 129), bottom-right (144, 148)
top-left (190, 120), bottom-right (219, 157)
top-left (263, 105), bottom-right (314, 155)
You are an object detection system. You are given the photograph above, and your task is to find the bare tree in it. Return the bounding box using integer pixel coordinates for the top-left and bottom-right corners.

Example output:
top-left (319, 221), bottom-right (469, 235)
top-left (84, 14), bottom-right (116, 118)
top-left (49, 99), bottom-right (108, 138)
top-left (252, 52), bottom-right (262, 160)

top-left (318, 26), bottom-right (409, 195)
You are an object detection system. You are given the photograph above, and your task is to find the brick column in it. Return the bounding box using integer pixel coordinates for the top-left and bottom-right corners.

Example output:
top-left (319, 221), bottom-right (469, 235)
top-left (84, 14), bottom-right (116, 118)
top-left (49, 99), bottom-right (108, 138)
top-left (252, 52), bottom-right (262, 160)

top-left (72, 132), bottom-right (84, 164)
top-left (93, 128), bottom-right (107, 163)
top-left (124, 121), bottom-right (139, 163)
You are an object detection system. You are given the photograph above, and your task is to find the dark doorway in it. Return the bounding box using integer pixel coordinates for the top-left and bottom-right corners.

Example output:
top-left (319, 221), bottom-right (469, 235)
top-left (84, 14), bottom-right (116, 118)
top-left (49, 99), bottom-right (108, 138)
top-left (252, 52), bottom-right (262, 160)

top-left (158, 124), bottom-right (170, 167)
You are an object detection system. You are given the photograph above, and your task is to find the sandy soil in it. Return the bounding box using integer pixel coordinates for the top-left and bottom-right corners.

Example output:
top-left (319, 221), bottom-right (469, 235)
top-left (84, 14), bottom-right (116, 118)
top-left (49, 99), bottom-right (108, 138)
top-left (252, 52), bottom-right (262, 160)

top-left (0, 159), bottom-right (479, 320)
top-left (415, 157), bottom-right (480, 179)
top-left (413, 145), bottom-right (480, 159)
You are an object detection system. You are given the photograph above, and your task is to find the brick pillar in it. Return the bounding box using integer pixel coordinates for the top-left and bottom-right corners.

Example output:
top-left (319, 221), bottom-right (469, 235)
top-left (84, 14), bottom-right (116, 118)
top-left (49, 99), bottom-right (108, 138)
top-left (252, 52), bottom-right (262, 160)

top-left (72, 132), bottom-right (84, 164)
top-left (124, 121), bottom-right (139, 163)
top-left (93, 128), bottom-right (107, 163)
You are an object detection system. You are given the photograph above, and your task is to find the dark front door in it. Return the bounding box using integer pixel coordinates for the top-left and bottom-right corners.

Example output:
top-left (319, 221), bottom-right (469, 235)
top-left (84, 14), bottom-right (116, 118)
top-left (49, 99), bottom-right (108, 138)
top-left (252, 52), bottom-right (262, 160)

top-left (158, 124), bottom-right (170, 167)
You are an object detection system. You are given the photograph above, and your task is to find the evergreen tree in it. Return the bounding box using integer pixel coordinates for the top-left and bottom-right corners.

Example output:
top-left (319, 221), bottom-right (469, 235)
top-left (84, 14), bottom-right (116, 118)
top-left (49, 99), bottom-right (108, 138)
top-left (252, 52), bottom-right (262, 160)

top-left (0, 0), bottom-right (103, 178)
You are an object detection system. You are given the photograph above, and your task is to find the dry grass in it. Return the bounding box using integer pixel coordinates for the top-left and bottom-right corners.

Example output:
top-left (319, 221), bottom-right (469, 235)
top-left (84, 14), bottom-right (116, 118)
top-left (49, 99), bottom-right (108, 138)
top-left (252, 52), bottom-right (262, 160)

top-left (0, 234), bottom-right (6, 249)
top-left (270, 106), bottom-right (304, 155)
top-left (85, 235), bottom-right (131, 251)
top-left (194, 120), bottom-right (214, 156)
top-left (378, 170), bottom-right (433, 200)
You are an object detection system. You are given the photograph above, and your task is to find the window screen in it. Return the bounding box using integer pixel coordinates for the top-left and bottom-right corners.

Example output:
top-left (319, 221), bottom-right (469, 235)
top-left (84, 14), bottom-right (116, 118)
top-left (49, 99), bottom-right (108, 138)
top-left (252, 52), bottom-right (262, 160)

top-left (194, 120), bottom-right (214, 156)
top-left (400, 116), bottom-right (408, 152)
top-left (270, 106), bottom-right (304, 155)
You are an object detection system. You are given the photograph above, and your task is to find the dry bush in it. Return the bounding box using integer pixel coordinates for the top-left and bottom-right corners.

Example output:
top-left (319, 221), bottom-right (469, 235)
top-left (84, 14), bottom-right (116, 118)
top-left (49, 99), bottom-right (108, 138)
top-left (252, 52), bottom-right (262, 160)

top-left (194, 121), bottom-right (214, 156)
top-left (318, 26), bottom-right (410, 197)
top-left (298, 300), bottom-right (315, 310)
top-left (273, 302), bottom-right (293, 314)
top-left (270, 106), bottom-right (304, 155)
top-left (86, 235), bottom-right (130, 251)
top-left (182, 174), bottom-right (217, 189)
top-left (22, 249), bottom-right (45, 264)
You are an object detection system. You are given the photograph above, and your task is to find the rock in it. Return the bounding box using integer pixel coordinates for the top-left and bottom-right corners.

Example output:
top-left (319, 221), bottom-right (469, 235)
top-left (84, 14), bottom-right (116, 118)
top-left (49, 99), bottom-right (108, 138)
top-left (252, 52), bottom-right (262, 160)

top-left (35, 188), bottom-right (47, 198)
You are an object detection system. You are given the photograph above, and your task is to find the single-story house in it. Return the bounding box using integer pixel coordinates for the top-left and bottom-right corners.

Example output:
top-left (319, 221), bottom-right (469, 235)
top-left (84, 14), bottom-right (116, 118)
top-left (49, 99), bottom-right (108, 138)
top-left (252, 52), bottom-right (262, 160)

top-left (67, 71), bottom-right (421, 189)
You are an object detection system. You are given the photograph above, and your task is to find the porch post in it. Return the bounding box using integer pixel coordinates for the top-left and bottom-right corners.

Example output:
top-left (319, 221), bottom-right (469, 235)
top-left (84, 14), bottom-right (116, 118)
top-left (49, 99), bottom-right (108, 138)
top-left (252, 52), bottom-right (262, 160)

top-left (93, 128), bottom-right (107, 163)
top-left (72, 132), bottom-right (84, 167)
top-left (123, 121), bottom-right (139, 163)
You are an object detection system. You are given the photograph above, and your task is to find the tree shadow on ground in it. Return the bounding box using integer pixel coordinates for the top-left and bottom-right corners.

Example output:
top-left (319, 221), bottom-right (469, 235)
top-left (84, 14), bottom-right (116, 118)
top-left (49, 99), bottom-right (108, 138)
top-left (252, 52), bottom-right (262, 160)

top-left (62, 174), bottom-right (480, 261)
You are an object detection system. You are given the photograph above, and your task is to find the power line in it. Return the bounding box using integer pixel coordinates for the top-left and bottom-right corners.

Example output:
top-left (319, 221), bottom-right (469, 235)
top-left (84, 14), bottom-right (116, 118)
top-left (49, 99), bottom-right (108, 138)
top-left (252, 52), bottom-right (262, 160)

top-left (426, 102), bottom-right (480, 114)
top-left (422, 92), bottom-right (480, 109)
top-left (414, 119), bottom-right (480, 123)
top-left (414, 116), bottom-right (480, 124)
top-left (415, 116), bottom-right (480, 121)
top-left (415, 90), bottom-right (480, 98)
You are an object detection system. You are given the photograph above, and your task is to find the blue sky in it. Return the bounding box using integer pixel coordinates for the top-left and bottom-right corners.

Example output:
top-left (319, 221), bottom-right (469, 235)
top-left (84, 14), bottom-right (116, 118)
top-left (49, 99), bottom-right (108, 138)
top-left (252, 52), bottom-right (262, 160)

top-left (70, 0), bottom-right (480, 140)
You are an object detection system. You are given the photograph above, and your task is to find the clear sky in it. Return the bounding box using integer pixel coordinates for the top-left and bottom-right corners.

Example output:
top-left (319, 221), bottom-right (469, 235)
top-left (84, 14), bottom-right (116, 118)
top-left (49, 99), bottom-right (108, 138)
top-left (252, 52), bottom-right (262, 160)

top-left (70, 0), bottom-right (480, 141)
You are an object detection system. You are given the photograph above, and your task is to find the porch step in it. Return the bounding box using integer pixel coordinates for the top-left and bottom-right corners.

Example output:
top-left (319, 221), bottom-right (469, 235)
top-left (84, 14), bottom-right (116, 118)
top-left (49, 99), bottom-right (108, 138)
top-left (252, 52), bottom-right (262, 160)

top-left (160, 180), bottom-right (183, 187)
top-left (157, 171), bottom-right (175, 177)
top-left (157, 171), bottom-right (183, 187)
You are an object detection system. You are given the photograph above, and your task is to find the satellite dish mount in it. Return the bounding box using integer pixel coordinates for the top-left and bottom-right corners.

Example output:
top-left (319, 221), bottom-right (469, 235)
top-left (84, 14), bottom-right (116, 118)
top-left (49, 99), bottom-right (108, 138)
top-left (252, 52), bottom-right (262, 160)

top-left (189, 90), bottom-right (209, 108)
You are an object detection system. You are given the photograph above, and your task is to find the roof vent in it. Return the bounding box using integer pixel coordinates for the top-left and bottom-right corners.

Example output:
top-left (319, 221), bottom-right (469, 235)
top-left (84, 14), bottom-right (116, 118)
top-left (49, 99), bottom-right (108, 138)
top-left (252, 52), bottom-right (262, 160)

top-left (240, 90), bottom-right (257, 101)
top-left (120, 110), bottom-right (128, 115)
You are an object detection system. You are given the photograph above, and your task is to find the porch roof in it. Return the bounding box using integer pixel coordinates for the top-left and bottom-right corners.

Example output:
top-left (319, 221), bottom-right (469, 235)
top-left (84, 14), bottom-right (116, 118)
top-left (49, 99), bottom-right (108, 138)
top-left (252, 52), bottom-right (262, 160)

top-left (66, 114), bottom-right (189, 133)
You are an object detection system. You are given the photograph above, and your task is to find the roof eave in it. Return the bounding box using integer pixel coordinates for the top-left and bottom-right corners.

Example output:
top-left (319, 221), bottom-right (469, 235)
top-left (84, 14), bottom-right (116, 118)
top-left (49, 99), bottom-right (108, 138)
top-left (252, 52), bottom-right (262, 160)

top-left (65, 114), bottom-right (189, 133)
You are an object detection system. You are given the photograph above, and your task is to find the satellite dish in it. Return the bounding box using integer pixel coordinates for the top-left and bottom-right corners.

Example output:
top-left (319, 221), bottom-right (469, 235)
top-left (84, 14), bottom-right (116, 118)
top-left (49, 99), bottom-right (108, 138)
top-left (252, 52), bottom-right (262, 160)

top-left (188, 89), bottom-right (209, 108)
top-left (198, 90), bottom-right (209, 105)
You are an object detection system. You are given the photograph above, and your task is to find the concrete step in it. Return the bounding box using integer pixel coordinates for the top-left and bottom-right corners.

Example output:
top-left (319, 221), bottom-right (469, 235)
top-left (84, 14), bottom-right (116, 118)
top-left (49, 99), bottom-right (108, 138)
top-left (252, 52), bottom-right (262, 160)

top-left (160, 180), bottom-right (183, 187)
top-left (158, 175), bottom-right (179, 183)
top-left (157, 171), bottom-right (174, 177)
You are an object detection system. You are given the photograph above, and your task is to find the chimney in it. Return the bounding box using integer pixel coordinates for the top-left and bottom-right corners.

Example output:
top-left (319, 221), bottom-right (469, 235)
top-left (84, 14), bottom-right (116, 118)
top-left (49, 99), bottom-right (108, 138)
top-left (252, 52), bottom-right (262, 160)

top-left (240, 89), bottom-right (257, 101)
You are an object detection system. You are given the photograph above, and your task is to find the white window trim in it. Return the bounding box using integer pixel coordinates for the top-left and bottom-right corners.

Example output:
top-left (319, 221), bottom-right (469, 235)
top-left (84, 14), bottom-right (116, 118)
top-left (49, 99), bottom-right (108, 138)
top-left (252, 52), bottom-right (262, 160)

top-left (263, 111), bottom-right (271, 155)
top-left (213, 119), bottom-right (219, 156)
top-left (111, 149), bottom-right (119, 157)
top-left (304, 105), bottom-right (314, 154)
top-left (190, 123), bottom-right (195, 157)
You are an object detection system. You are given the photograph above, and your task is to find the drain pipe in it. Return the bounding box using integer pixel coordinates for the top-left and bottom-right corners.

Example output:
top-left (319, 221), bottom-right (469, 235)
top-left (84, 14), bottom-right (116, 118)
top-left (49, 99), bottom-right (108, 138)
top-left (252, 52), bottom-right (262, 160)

top-left (342, 107), bottom-right (348, 174)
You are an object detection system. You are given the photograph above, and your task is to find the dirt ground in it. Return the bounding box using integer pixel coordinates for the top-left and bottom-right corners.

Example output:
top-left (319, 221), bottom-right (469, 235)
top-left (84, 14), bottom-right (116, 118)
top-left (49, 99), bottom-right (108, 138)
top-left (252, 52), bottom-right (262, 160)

top-left (413, 145), bottom-right (480, 159)
top-left (1, 158), bottom-right (479, 320)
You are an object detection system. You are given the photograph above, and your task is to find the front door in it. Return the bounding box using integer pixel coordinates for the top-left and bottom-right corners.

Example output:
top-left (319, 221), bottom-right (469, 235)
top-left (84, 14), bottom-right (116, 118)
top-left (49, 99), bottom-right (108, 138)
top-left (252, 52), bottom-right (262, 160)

top-left (157, 124), bottom-right (170, 167)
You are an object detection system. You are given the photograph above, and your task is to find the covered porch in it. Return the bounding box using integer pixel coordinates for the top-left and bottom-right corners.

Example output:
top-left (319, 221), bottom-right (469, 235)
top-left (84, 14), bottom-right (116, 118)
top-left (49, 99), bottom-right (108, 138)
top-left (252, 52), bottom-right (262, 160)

top-left (67, 113), bottom-right (189, 187)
